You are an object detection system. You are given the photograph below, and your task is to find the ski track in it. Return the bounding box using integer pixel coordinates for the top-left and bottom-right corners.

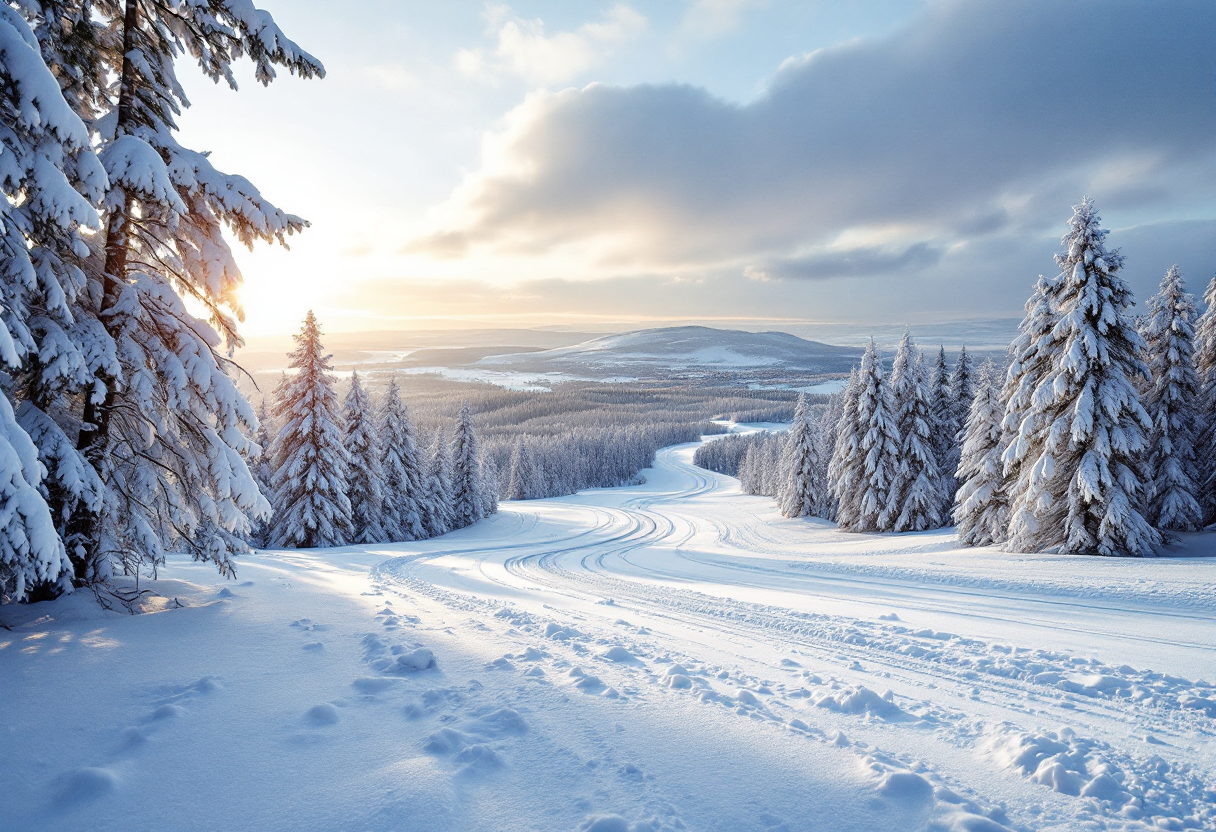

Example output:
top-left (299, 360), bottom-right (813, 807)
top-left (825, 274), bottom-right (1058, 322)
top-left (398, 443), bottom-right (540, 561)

top-left (371, 440), bottom-right (1216, 832)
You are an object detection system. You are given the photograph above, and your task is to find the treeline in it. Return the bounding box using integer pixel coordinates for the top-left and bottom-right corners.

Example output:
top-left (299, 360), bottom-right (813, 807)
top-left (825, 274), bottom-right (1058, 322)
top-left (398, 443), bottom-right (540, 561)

top-left (497, 423), bottom-right (716, 500)
top-left (708, 200), bottom-right (1211, 556)
top-left (323, 376), bottom-right (805, 503)
top-left (255, 314), bottom-right (497, 549)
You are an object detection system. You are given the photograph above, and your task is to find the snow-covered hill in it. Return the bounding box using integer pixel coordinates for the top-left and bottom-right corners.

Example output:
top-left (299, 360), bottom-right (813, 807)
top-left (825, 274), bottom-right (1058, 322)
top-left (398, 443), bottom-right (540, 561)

top-left (477, 326), bottom-right (859, 377)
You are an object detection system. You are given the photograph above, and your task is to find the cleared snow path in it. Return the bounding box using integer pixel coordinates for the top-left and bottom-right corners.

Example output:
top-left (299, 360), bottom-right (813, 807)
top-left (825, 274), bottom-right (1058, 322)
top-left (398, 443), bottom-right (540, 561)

top-left (3, 438), bottom-right (1215, 832)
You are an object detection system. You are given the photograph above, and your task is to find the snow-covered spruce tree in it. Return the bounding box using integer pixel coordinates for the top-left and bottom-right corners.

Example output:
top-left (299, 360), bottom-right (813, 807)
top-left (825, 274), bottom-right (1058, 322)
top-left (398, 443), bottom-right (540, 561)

top-left (1190, 271), bottom-right (1216, 523)
top-left (954, 359), bottom-right (1009, 546)
top-left (63, 2), bottom-right (322, 580)
top-left (827, 367), bottom-right (863, 528)
top-left (1008, 199), bottom-right (1159, 556)
top-left (0, 5), bottom-right (108, 599)
top-left (943, 345), bottom-right (972, 513)
top-left (1000, 274), bottom-right (1062, 551)
top-left (342, 371), bottom-right (385, 545)
top-left (269, 313), bottom-right (351, 549)
top-left (480, 453), bottom-right (499, 518)
top-left (379, 377), bottom-right (425, 542)
top-left (850, 340), bottom-right (901, 532)
top-left (780, 394), bottom-right (823, 518)
top-left (450, 404), bottom-right (490, 529)
top-left (248, 399), bottom-right (275, 548)
top-left (421, 428), bottom-right (454, 538)
top-left (888, 331), bottom-right (943, 532)
top-left (1141, 266), bottom-right (1203, 532)
top-left (927, 347), bottom-right (954, 509)
top-left (814, 388), bottom-right (844, 520)
top-left (506, 437), bottom-right (539, 500)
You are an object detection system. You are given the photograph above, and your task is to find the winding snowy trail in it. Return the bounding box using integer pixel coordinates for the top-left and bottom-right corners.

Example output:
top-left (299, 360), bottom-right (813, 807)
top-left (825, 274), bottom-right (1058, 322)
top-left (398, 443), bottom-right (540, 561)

top-left (4, 434), bottom-right (1215, 832)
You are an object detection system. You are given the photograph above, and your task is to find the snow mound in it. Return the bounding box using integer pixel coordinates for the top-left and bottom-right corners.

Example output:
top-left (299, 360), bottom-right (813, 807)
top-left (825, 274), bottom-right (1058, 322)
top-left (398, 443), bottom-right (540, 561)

top-left (54, 767), bottom-right (119, 805)
top-left (303, 703), bottom-right (340, 726)
top-left (877, 770), bottom-right (933, 803)
top-left (600, 646), bottom-right (641, 664)
top-left (666, 674), bottom-right (692, 690)
top-left (569, 667), bottom-right (606, 693)
top-left (813, 685), bottom-right (905, 719)
top-left (545, 623), bottom-right (585, 641)
top-left (468, 708), bottom-right (528, 737)
top-left (352, 676), bottom-right (396, 694)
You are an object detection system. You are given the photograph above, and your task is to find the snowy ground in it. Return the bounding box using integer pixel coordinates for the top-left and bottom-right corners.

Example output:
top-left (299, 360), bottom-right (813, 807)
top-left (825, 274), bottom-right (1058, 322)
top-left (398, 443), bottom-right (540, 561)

top-left (3, 435), bottom-right (1215, 832)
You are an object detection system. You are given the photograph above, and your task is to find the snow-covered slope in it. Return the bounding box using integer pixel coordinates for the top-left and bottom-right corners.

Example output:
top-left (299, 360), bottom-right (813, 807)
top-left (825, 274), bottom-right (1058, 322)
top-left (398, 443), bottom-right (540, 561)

top-left (3, 433), bottom-right (1214, 832)
top-left (477, 326), bottom-right (860, 376)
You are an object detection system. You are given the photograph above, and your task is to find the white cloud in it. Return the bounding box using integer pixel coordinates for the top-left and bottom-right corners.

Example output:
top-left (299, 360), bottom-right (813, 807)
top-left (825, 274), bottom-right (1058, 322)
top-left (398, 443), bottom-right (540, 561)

top-left (679, 0), bottom-right (765, 40)
top-left (416, 0), bottom-right (1216, 307)
top-left (457, 3), bottom-right (648, 86)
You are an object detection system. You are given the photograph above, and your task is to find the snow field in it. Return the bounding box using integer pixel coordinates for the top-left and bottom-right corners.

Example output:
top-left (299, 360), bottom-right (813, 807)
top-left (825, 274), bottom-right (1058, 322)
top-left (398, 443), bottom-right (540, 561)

top-left (2, 437), bottom-right (1214, 831)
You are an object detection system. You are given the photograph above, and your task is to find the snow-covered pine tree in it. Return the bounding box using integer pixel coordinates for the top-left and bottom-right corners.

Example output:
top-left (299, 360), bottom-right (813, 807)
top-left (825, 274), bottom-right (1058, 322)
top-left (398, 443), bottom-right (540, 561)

top-left (268, 312), bottom-right (351, 549)
top-left (828, 367), bottom-right (863, 528)
top-left (421, 428), bottom-right (454, 538)
top-left (450, 404), bottom-right (487, 529)
top-left (851, 340), bottom-right (901, 532)
top-left (1190, 271), bottom-right (1216, 523)
top-left (1000, 274), bottom-right (1062, 551)
top-left (888, 331), bottom-right (943, 532)
top-left (779, 394), bottom-right (824, 518)
top-left (480, 453), bottom-right (499, 518)
top-left (379, 377), bottom-right (425, 542)
top-left (248, 399), bottom-right (275, 548)
top-left (927, 347), bottom-right (954, 508)
top-left (342, 371), bottom-right (385, 545)
top-left (1008, 199), bottom-right (1159, 556)
top-left (506, 437), bottom-right (539, 500)
top-left (62, 1), bottom-right (322, 580)
top-left (815, 388), bottom-right (844, 520)
top-left (1141, 266), bottom-right (1203, 532)
top-left (954, 359), bottom-right (1009, 546)
top-left (0, 5), bottom-right (106, 599)
top-left (943, 345), bottom-right (973, 513)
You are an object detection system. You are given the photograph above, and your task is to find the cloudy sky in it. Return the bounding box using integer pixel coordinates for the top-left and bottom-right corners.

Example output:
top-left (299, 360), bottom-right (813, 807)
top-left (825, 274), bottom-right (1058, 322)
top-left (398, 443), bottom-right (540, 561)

top-left (177, 0), bottom-right (1216, 336)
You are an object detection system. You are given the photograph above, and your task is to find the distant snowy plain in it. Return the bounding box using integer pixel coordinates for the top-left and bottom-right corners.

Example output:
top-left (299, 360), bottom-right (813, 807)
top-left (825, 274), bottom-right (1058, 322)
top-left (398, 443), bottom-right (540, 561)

top-left (3, 430), bottom-right (1214, 832)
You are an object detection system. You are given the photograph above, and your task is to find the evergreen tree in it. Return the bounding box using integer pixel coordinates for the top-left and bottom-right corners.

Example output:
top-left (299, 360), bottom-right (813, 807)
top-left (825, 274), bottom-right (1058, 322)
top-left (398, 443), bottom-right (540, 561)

top-left (888, 331), bottom-right (943, 532)
top-left (1141, 266), bottom-right (1203, 532)
top-left (450, 404), bottom-right (486, 529)
top-left (0, 5), bottom-right (105, 599)
top-left (1000, 274), bottom-right (1062, 551)
top-left (927, 346), bottom-right (955, 513)
top-left (815, 388), bottom-right (845, 520)
top-left (60, 1), bottom-right (322, 581)
top-left (249, 399), bottom-right (276, 548)
top-left (780, 394), bottom-right (823, 518)
top-left (944, 345), bottom-right (973, 513)
top-left (828, 367), bottom-right (863, 528)
top-left (954, 359), bottom-right (1009, 546)
top-left (480, 453), bottom-right (500, 518)
top-left (342, 371), bottom-right (385, 544)
top-left (851, 340), bottom-right (901, 532)
top-left (379, 377), bottom-right (425, 541)
top-left (1191, 271), bottom-right (1216, 523)
top-left (1007, 200), bottom-right (1159, 556)
top-left (269, 313), bottom-right (351, 549)
top-left (421, 428), bottom-right (454, 538)
top-left (506, 437), bottom-right (539, 500)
